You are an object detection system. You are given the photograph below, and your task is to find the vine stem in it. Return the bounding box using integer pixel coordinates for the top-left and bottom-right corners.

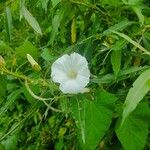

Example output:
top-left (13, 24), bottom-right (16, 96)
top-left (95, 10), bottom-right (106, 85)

top-left (1, 67), bottom-right (32, 82)
top-left (1, 67), bottom-right (50, 87)
top-left (25, 80), bottom-right (63, 113)
top-left (0, 67), bottom-right (63, 113)
top-left (0, 102), bottom-right (38, 141)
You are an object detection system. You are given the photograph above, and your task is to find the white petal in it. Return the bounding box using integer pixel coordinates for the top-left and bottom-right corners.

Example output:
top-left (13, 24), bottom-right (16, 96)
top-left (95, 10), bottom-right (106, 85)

top-left (52, 54), bottom-right (71, 72)
top-left (78, 66), bottom-right (90, 78)
top-left (51, 54), bottom-right (70, 83)
top-left (59, 74), bottom-right (89, 94)
top-left (59, 80), bottom-right (85, 94)
top-left (76, 74), bottom-right (90, 87)
top-left (70, 53), bottom-right (89, 71)
top-left (51, 70), bottom-right (69, 83)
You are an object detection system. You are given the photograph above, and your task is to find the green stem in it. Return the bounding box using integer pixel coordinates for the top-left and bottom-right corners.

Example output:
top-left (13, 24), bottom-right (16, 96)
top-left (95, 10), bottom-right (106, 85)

top-left (2, 68), bottom-right (32, 81)
top-left (25, 80), bottom-right (63, 113)
top-left (0, 67), bottom-right (67, 113)
top-left (1, 67), bottom-right (50, 87)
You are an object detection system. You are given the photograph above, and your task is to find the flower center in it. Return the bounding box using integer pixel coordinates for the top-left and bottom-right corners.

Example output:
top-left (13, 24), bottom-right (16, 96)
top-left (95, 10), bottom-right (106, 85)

top-left (67, 70), bottom-right (77, 79)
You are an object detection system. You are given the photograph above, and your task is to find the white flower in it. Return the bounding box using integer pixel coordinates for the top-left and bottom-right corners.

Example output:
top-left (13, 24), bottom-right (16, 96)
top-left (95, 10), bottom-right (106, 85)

top-left (51, 52), bottom-right (90, 94)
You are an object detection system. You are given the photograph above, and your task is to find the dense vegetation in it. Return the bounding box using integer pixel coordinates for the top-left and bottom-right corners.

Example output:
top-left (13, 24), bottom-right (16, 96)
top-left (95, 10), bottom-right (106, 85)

top-left (0, 0), bottom-right (150, 149)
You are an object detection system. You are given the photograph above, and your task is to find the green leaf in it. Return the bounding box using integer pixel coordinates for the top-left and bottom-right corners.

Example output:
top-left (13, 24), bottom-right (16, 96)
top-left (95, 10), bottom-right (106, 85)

top-left (103, 20), bottom-right (136, 35)
top-left (0, 41), bottom-right (13, 54)
top-left (122, 0), bottom-right (144, 26)
top-left (5, 7), bottom-right (12, 41)
top-left (122, 68), bottom-right (150, 124)
top-left (50, 12), bottom-right (64, 44)
top-left (0, 89), bottom-right (22, 117)
top-left (41, 48), bottom-right (56, 62)
top-left (70, 91), bottom-right (117, 150)
top-left (15, 41), bottom-right (38, 58)
top-left (102, 0), bottom-right (122, 6)
top-left (22, 6), bottom-right (42, 35)
top-left (116, 102), bottom-right (150, 150)
top-left (142, 32), bottom-right (150, 50)
top-left (0, 75), bottom-right (7, 98)
top-left (4, 133), bottom-right (18, 150)
top-left (132, 6), bottom-right (144, 26)
top-left (111, 39), bottom-right (127, 51)
top-left (0, 143), bottom-right (5, 150)
top-left (51, 0), bottom-right (61, 8)
top-left (0, 102), bottom-right (40, 142)
top-left (127, 0), bottom-right (143, 5)
top-left (39, 0), bottom-right (49, 12)
top-left (111, 30), bottom-right (150, 55)
top-left (92, 66), bottom-right (150, 84)
top-left (55, 139), bottom-right (64, 150)
top-left (111, 50), bottom-right (122, 76)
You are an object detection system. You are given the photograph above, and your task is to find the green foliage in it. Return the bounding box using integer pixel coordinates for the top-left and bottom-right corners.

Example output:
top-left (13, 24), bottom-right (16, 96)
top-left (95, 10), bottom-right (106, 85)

top-left (111, 50), bottom-right (122, 76)
top-left (122, 68), bottom-right (150, 124)
top-left (4, 133), bottom-right (18, 150)
top-left (5, 7), bottom-right (12, 41)
top-left (70, 91), bottom-right (117, 149)
top-left (21, 3), bottom-right (42, 35)
top-left (0, 0), bottom-right (150, 149)
top-left (103, 20), bottom-right (136, 35)
top-left (116, 102), bottom-right (150, 150)
top-left (0, 89), bottom-right (22, 117)
top-left (51, 0), bottom-right (61, 8)
top-left (0, 75), bottom-right (7, 99)
top-left (15, 41), bottom-right (38, 58)
top-left (132, 5), bottom-right (145, 26)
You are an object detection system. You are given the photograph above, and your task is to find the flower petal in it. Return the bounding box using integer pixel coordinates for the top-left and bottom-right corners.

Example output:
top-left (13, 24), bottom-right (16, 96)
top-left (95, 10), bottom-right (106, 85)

top-left (51, 70), bottom-right (69, 83)
top-left (76, 74), bottom-right (90, 87)
top-left (52, 54), bottom-right (71, 72)
top-left (51, 54), bottom-right (70, 83)
top-left (78, 66), bottom-right (90, 78)
top-left (59, 80), bottom-right (85, 94)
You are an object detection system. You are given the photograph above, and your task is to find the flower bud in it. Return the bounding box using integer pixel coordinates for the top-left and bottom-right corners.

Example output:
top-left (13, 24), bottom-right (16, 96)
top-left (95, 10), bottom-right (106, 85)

top-left (0, 55), bottom-right (6, 68)
top-left (27, 54), bottom-right (41, 71)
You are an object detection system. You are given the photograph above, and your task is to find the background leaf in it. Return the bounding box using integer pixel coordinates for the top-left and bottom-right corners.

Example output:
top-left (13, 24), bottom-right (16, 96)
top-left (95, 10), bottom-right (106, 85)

top-left (122, 68), bottom-right (150, 124)
top-left (111, 50), bottom-right (122, 76)
top-left (103, 20), bottom-right (136, 35)
top-left (70, 91), bottom-right (117, 150)
top-left (132, 6), bottom-right (144, 26)
top-left (51, 0), bottom-right (61, 8)
top-left (22, 6), bottom-right (42, 35)
top-left (50, 12), bottom-right (63, 45)
top-left (5, 7), bottom-right (12, 41)
top-left (116, 102), bottom-right (150, 150)
top-left (4, 133), bottom-right (18, 150)
top-left (0, 75), bottom-right (7, 99)
top-left (0, 89), bottom-right (22, 118)
top-left (15, 41), bottom-right (38, 58)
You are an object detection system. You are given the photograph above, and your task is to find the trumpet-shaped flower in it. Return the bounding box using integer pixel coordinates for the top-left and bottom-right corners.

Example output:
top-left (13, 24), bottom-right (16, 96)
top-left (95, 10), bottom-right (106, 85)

top-left (51, 53), bottom-right (90, 94)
